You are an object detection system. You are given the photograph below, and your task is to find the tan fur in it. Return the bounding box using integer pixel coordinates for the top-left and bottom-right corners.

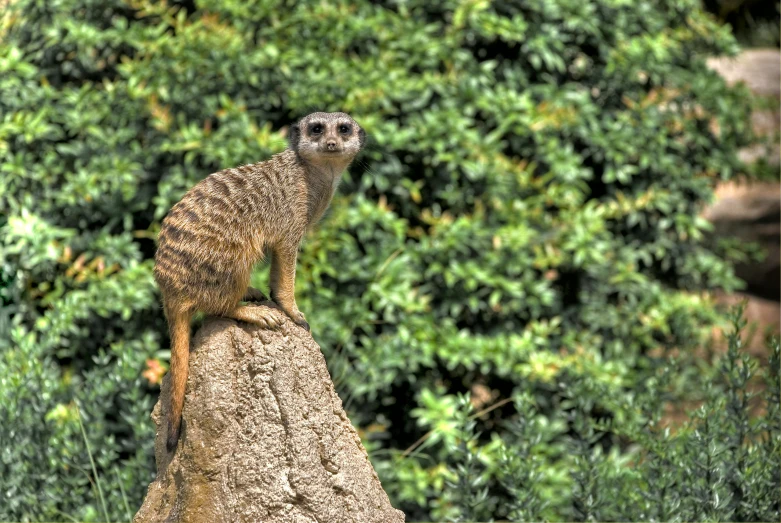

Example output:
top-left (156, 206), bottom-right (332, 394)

top-left (153, 112), bottom-right (365, 451)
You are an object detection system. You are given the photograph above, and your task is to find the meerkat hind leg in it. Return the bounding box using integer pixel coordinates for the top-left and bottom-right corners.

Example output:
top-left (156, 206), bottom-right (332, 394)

top-left (225, 305), bottom-right (282, 329)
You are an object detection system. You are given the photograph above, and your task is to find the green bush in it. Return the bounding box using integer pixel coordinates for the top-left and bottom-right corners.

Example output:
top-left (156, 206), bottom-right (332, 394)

top-left (442, 306), bottom-right (780, 521)
top-left (0, 0), bottom-right (774, 521)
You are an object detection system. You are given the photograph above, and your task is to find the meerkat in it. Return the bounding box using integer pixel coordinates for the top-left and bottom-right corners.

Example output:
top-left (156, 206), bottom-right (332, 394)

top-left (153, 112), bottom-right (365, 451)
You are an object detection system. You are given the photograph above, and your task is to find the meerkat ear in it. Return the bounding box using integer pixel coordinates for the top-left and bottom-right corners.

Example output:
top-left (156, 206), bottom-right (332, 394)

top-left (358, 127), bottom-right (366, 149)
top-left (289, 123), bottom-right (301, 151)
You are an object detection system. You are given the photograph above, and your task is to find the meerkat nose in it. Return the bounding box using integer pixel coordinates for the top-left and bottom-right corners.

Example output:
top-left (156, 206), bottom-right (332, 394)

top-left (326, 140), bottom-right (337, 150)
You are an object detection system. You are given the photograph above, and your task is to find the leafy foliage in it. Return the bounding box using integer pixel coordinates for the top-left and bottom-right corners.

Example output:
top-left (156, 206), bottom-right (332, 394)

top-left (0, 0), bottom-right (773, 521)
top-left (440, 306), bottom-right (780, 521)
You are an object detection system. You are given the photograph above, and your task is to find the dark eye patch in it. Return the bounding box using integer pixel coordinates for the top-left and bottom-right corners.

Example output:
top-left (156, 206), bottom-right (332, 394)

top-left (308, 122), bottom-right (324, 135)
top-left (338, 123), bottom-right (352, 134)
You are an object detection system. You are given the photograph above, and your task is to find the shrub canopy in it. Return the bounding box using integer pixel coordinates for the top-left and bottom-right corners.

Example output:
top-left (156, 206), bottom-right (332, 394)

top-left (1, 0), bottom-right (775, 521)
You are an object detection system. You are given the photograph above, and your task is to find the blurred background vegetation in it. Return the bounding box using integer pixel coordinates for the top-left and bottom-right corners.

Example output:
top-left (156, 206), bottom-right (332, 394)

top-left (1, 0), bottom-right (779, 521)
top-left (704, 0), bottom-right (780, 47)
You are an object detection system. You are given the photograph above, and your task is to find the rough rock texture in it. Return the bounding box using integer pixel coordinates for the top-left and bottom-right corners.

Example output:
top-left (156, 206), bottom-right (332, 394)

top-left (134, 311), bottom-right (404, 523)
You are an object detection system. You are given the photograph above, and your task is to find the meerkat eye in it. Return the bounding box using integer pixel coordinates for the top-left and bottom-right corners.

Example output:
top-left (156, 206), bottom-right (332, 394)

top-left (309, 123), bottom-right (324, 135)
top-left (338, 124), bottom-right (352, 134)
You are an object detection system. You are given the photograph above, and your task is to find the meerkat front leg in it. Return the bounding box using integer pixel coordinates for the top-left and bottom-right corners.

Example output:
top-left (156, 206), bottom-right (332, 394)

top-left (270, 243), bottom-right (309, 331)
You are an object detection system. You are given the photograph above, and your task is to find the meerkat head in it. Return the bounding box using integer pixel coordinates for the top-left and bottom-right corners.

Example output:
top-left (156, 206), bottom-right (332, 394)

top-left (289, 112), bottom-right (365, 170)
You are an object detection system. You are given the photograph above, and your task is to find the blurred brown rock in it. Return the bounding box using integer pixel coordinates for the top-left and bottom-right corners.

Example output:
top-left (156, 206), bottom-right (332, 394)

top-left (705, 49), bottom-right (780, 303)
top-left (707, 49), bottom-right (780, 97)
top-left (709, 48), bottom-right (780, 165)
top-left (703, 181), bottom-right (780, 301)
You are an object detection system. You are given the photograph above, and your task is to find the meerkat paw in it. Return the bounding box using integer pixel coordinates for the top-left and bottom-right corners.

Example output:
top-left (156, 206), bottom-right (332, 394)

top-left (227, 305), bottom-right (283, 329)
top-left (270, 295), bottom-right (311, 332)
top-left (287, 309), bottom-right (310, 332)
top-left (255, 310), bottom-right (283, 329)
top-left (242, 287), bottom-right (268, 302)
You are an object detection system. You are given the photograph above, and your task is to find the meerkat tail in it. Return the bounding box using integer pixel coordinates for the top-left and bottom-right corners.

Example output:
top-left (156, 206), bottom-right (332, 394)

top-left (166, 306), bottom-right (192, 451)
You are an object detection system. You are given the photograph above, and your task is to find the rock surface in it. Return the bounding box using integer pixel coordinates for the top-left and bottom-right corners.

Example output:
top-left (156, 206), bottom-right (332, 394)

top-left (707, 49), bottom-right (780, 97)
top-left (704, 181), bottom-right (780, 301)
top-left (134, 311), bottom-right (404, 523)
